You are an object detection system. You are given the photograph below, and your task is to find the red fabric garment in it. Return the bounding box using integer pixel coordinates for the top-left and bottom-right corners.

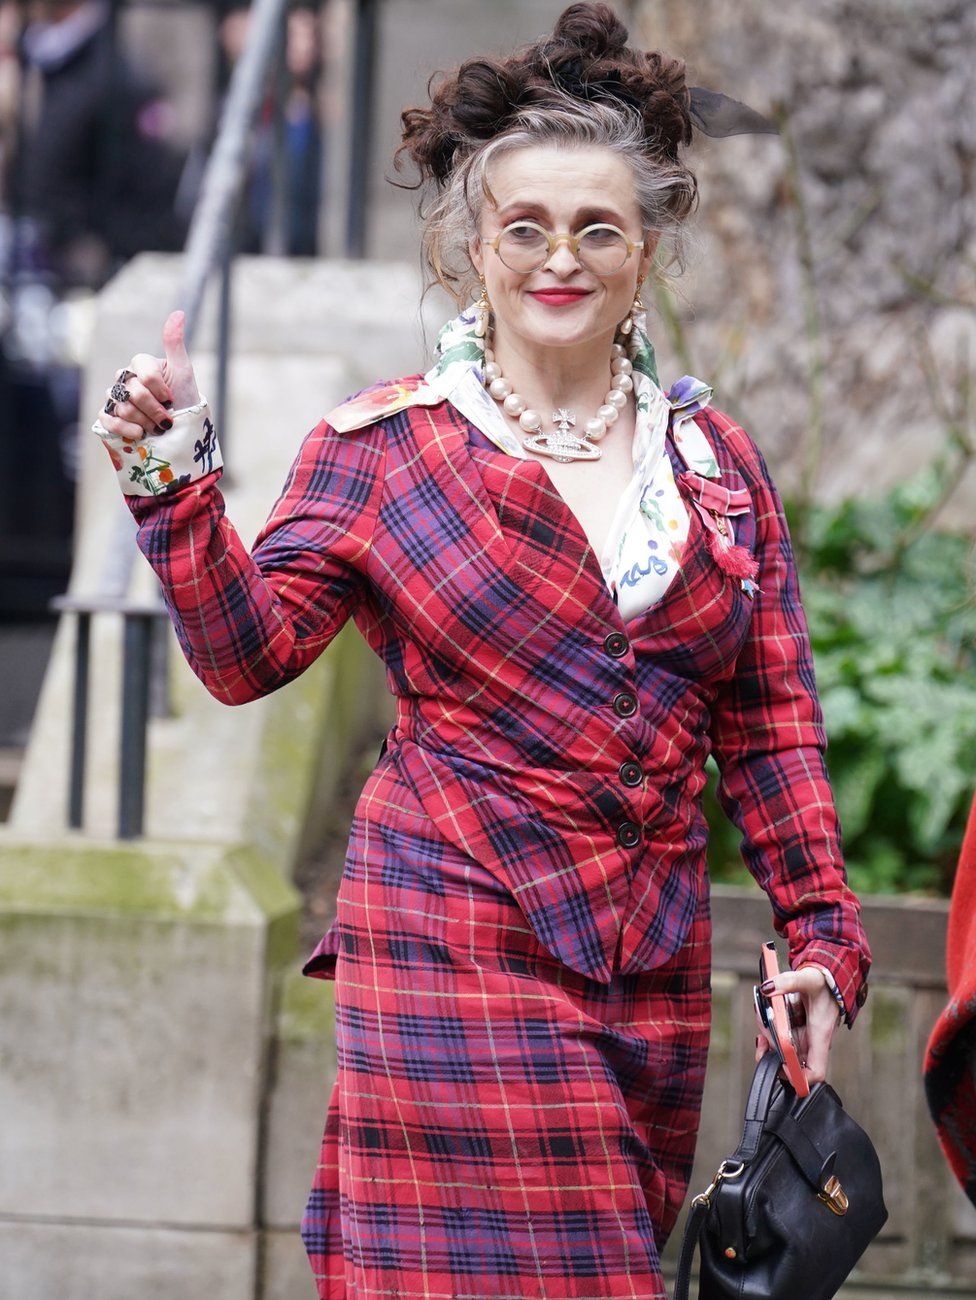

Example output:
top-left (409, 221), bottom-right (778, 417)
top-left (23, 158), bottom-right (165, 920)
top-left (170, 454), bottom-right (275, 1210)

top-left (925, 792), bottom-right (976, 1204)
top-left (124, 382), bottom-right (872, 1295)
top-left (124, 385), bottom-right (870, 1016)
top-left (301, 759), bottom-right (712, 1299)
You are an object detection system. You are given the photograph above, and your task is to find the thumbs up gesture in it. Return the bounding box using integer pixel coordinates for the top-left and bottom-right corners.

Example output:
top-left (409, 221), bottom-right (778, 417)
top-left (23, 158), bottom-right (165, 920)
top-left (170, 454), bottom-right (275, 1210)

top-left (96, 309), bottom-right (202, 442)
top-left (161, 310), bottom-right (201, 410)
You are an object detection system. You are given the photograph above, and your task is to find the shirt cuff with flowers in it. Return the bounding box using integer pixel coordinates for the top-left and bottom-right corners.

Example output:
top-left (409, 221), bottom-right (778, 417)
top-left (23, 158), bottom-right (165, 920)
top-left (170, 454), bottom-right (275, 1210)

top-left (91, 397), bottom-right (222, 497)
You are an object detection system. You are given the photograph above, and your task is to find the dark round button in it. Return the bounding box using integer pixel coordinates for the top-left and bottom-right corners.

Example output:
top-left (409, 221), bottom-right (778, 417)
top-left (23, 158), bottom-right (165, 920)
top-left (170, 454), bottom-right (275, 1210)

top-left (619, 761), bottom-right (643, 787)
top-left (612, 691), bottom-right (638, 718)
top-left (616, 821), bottom-right (642, 849)
top-left (604, 632), bottom-right (629, 658)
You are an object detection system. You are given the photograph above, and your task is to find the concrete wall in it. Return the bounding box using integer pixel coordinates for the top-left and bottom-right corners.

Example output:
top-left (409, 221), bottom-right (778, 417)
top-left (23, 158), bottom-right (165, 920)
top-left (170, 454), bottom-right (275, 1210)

top-left (0, 839), bottom-right (294, 1300)
top-left (0, 254), bottom-right (426, 1299)
top-left (262, 969), bottom-right (338, 1298)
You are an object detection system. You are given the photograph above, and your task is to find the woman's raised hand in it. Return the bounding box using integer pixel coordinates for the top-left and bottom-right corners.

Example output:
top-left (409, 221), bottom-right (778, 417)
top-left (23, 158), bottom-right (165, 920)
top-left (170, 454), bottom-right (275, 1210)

top-left (99, 310), bottom-right (202, 442)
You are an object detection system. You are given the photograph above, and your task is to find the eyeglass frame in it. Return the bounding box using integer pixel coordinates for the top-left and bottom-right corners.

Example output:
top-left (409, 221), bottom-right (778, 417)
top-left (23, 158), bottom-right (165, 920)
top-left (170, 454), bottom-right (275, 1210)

top-left (480, 218), bottom-right (648, 275)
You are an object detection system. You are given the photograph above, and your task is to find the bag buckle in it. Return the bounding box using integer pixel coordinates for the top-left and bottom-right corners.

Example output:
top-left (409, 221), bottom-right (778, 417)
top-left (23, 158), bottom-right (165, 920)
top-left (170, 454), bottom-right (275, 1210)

top-left (818, 1174), bottom-right (849, 1216)
top-left (691, 1159), bottom-right (746, 1208)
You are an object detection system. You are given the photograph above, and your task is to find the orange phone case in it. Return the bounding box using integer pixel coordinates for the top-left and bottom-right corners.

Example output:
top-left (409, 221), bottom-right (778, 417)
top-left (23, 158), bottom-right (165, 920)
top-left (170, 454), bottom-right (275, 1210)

top-left (758, 942), bottom-right (810, 1097)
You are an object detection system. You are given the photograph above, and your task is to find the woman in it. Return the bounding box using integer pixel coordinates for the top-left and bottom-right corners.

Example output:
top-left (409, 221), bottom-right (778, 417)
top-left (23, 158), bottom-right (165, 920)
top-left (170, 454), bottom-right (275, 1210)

top-left (91, 6), bottom-right (871, 1296)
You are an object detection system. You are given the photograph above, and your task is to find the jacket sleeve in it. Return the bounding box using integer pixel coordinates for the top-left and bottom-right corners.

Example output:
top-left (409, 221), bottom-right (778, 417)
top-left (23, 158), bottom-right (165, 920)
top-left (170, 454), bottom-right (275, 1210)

top-left (117, 404), bottom-right (385, 705)
top-left (707, 418), bottom-right (871, 1026)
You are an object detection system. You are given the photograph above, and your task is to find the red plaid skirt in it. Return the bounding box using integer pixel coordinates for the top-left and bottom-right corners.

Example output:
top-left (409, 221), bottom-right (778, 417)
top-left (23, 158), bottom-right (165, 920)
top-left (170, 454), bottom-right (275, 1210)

top-left (301, 767), bottom-right (712, 1300)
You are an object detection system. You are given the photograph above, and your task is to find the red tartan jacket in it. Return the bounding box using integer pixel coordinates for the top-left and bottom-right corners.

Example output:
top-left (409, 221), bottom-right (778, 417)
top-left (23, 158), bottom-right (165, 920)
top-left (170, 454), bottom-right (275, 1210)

top-left (125, 380), bottom-right (871, 1023)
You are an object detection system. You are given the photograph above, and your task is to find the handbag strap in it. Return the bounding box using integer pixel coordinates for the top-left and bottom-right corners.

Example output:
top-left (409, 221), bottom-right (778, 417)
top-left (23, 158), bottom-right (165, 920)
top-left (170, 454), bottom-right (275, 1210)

top-left (672, 1197), bottom-right (709, 1300)
top-left (765, 1107), bottom-right (836, 1191)
top-left (671, 1052), bottom-right (782, 1300)
top-left (729, 1050), bottom-right (783, 1163)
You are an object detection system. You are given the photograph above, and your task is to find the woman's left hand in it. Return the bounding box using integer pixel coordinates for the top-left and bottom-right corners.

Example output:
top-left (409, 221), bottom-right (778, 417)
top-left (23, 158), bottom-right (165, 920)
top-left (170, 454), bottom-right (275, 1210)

top-left (753, 964), bottom-right (844, 1086)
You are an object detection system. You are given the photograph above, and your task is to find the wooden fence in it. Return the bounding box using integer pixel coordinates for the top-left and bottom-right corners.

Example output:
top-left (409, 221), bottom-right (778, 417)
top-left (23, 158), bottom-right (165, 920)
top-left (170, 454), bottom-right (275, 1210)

top-left (660, 886), bottom-right (976, 1294)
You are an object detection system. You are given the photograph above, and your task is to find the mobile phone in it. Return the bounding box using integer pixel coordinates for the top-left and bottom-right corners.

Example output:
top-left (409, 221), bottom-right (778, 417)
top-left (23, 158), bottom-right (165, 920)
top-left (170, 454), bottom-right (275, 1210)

top-left (754, 941), bottom-right (810, 1097)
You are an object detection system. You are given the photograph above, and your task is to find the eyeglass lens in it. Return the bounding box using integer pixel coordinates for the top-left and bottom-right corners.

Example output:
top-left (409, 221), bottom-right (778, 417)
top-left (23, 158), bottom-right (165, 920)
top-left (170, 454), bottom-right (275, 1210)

top-left (496, 223), bottom-right (632, 274)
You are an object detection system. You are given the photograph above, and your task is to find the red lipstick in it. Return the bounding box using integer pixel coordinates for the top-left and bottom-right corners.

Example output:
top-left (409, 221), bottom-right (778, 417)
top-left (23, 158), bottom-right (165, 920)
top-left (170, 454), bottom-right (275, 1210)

top-left (528, 289), bottom-right (592, 307)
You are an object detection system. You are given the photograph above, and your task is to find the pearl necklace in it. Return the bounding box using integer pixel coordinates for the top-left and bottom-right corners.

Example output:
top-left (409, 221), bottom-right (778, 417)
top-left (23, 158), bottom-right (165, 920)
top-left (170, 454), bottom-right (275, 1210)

top-left (480, 327), bottom-right (636, 464)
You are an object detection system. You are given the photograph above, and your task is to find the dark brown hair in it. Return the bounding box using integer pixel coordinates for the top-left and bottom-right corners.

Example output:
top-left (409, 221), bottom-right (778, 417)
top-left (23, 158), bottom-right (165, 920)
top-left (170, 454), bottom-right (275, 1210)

top-left (397, 3), bottom-right (694, 186)
top-left (394, 3), bottom-right (699, 304)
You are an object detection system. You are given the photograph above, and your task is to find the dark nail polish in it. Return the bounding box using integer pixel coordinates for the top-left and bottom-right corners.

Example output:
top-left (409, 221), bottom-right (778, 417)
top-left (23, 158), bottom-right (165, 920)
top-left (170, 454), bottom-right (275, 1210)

top-left (159, 418), bottom-right (173, 431)
top-left (163, 400), bottom-right (174, 409)
top-left (760, 980), bottom-right (776, 995)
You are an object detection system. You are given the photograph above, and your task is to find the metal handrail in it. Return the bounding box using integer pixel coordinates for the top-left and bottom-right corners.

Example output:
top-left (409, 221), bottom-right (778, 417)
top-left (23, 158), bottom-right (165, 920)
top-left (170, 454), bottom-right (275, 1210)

top-left (53, 0), bottom-right (383, 839)
top-left (54, 0), bottom-right (294, 839)
top-left (179, 0), bottom-right (289, 341)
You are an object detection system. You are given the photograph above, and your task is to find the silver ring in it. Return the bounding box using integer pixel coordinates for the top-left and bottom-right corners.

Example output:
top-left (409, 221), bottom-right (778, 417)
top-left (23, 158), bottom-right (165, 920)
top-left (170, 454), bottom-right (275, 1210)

top-left (103, 398), bottom-right (116, 415)
top-left (110, 380), bottom-right (130, 405)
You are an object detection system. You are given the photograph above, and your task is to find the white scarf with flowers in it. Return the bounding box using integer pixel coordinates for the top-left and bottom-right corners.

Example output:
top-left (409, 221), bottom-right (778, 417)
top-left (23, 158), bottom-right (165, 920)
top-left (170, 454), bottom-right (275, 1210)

top-left (421, 305), bottom-right (719, 621)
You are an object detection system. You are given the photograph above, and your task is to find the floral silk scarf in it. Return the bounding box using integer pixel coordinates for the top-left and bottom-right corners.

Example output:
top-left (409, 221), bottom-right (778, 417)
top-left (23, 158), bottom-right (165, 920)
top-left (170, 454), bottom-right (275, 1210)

top-left (421, 305), bottom-right (719, 621)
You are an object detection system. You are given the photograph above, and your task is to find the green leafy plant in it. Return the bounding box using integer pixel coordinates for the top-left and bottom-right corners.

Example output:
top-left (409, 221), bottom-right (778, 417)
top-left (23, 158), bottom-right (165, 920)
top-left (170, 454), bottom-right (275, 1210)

top-left (682, 99), bottom-right (976, 898)
top-left (706, 468), bottom-right (976, 897)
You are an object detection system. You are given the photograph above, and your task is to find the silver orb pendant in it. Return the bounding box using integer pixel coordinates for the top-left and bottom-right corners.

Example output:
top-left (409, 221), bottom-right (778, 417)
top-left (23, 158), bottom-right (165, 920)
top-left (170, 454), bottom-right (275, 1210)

top-left (522, 408), bottom-right (602, 463)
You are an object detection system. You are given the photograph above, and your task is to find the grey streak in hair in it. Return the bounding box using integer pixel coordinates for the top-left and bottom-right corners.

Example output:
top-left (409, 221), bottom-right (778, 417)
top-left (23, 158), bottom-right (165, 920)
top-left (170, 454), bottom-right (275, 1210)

top-left (418, 92), bottom-right (699, 307)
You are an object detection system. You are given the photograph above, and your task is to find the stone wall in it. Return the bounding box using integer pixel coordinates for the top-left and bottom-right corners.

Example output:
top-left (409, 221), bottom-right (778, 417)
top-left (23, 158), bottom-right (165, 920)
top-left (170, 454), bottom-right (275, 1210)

top-left (630, 0), bottom-right (975, 518)
top-left (355, 0), bottom-right (976, 522)
top-left (0, 255), bottom-right (422, 1300)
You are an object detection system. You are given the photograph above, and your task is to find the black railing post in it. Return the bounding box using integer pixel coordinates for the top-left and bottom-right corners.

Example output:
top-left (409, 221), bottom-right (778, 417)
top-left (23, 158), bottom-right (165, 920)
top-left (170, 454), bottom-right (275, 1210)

top-left (118, 611), bottom-right (153, 839)
top-left (345, 0), bottom-right (379, 258)
top-left (67, 610), bottom-right (91, 829)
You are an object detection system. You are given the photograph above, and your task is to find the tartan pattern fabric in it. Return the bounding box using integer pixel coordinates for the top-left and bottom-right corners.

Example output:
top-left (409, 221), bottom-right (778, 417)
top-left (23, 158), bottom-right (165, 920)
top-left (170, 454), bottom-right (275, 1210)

top-left (124, 382), bottom-right (869, 1019)
top-left (412, 304), bottom-right (706, 622)
top-left (123, 378), bottom-right (872, 1296)
top-left (300, 755), bottom-right (712, 1299)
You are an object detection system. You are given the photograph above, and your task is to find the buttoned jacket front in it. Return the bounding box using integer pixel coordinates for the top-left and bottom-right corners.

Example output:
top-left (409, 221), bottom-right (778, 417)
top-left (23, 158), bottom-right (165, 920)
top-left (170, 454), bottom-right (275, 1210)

top-left (126, 375), bottom-right (871, 1021)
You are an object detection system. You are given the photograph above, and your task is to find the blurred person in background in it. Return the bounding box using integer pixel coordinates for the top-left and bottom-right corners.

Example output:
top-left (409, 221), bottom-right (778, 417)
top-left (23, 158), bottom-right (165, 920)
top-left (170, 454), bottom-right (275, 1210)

top-left (0, 0), bottom-right (186, 612)
top-left (187, 0), bottom-right (324, 256)
top-left (5, 0), bottom-right (185, 289)
top-left (0, 3), bottom-right (21, 181)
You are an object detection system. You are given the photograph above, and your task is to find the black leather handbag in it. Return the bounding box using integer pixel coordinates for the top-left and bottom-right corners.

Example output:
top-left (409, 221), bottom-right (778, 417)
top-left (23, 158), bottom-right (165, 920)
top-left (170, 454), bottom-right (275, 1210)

top-left (673, 1051), bottom-right (888, 1300)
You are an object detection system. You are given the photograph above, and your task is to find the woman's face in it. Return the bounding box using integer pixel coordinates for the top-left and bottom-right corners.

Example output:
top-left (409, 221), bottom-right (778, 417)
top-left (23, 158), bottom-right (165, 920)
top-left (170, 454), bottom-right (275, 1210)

top-left (468, 143), bottom-right (657, 354)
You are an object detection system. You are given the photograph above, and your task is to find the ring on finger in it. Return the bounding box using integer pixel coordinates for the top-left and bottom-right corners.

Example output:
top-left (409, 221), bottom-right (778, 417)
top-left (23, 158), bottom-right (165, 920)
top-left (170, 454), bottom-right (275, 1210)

top-left (103, 398), bottom-right (116, 415)
top-left (110, 380), bottom-right (131, 405)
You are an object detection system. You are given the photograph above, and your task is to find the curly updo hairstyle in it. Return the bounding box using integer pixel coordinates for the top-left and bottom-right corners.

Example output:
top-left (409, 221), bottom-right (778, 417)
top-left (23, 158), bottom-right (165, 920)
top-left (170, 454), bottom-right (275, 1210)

top-left (395, 2), bottom-right (699, 306)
